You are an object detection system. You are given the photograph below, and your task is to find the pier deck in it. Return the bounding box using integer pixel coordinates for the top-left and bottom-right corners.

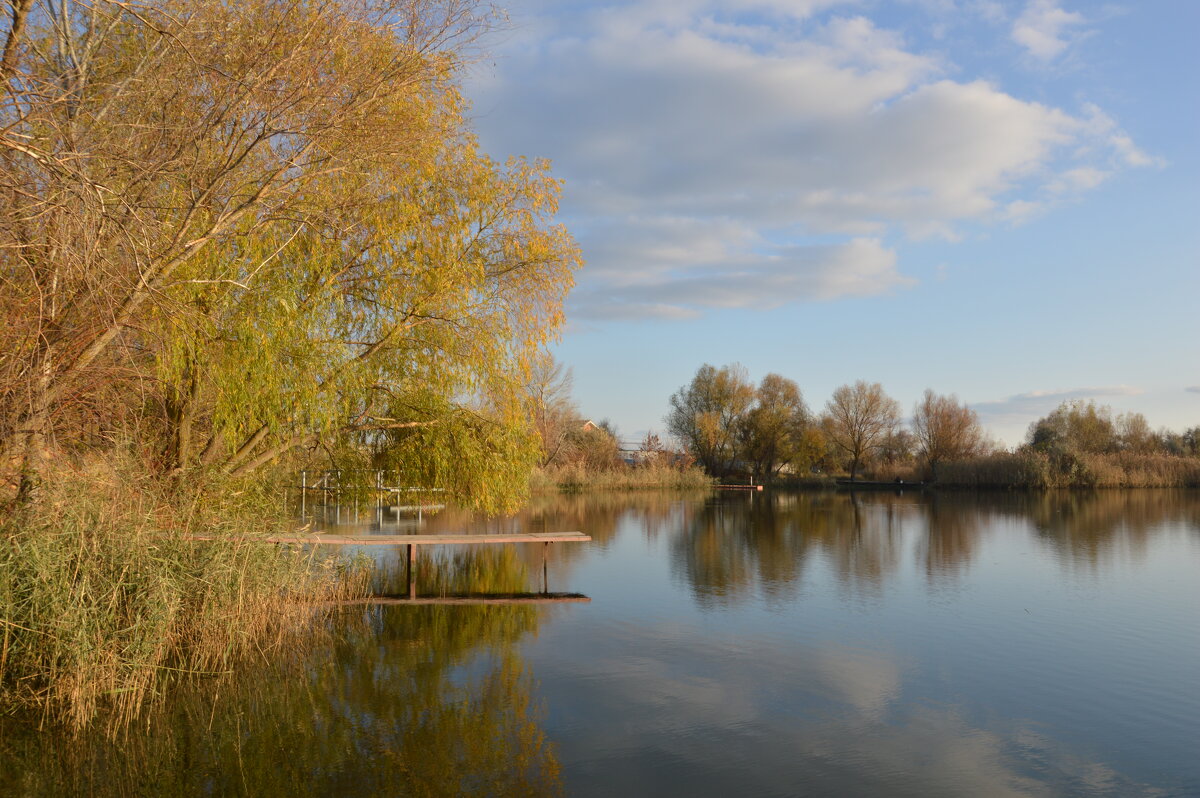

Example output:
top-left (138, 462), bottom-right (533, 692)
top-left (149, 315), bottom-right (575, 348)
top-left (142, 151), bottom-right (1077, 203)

top-left (257, 531), bottom-right (590, 546)
top-left (182, 530), bottom-right (592, 599)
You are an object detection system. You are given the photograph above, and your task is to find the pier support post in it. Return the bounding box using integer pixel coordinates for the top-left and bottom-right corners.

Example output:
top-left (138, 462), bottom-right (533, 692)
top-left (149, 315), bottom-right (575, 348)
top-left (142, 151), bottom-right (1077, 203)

top-left (542, 542), bottom-right (549, 594)
top-left (407, 543), bottom-right (417, 599)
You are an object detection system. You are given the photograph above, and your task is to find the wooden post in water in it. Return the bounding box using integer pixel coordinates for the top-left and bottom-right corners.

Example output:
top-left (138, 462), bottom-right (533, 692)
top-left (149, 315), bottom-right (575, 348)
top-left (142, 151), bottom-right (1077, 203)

top-left (542, 541), bottom-right (549, 594)
top-left (407, 543), bottom-right (417, 599)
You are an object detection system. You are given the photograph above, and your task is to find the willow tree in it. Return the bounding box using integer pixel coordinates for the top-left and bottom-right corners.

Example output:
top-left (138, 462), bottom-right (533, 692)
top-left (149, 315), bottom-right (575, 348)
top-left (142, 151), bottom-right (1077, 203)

top-left (0, 0), bottom-right (580, 510)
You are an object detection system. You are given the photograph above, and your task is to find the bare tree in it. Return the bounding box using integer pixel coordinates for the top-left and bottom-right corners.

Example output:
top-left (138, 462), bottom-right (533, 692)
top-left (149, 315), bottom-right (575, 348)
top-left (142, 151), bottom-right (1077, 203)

top-left (911, 389), bottom-right (987, 480)
top-left (822, 381), bottom-right (900, 481)
top-left (526, 354), bottom-right (580, 467)
top-left (1116, 411), bottom-right (1158, 454)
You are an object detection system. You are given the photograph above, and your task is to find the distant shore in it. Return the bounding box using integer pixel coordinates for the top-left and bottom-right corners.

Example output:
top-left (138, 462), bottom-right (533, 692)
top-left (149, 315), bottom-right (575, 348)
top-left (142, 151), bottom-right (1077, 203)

top-left (531, 463), bottom-right (714, 492)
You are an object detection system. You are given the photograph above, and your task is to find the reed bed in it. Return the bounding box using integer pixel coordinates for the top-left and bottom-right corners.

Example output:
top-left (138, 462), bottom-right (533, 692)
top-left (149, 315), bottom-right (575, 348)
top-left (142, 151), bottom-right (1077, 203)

top-left (530, 462), bottom-right (714, 493)
top-left (863, 462), bottom-right (923, 484)
top-left (936, 451), bottom-right (1200, 488)
top-left (0, 458), bottom-right (370, 732)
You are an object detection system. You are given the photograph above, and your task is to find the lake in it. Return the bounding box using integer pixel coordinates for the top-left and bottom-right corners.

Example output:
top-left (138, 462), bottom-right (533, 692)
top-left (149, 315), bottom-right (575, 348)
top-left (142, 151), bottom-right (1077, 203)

top-left (3, 489), bottom-right (1198, 797)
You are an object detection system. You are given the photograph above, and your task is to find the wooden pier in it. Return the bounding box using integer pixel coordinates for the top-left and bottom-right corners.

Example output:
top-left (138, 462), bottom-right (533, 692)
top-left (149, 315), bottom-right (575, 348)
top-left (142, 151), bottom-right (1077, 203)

top-left (183, 530), bottom-right (591, 599)
top-left (258, 531), bottom-right (590, 546)
top-left (332, 594), bottom-right (592, 606)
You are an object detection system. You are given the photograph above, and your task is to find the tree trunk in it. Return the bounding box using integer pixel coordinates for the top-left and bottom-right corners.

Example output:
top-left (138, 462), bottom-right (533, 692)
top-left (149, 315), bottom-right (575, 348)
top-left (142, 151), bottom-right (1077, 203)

top-left (12, 342), bottom-right (56, 501)
top-left (227, 433), bottom-right (316, 478)
top-left (0, 0), bottom-right (34, 79)
top-left (198, 432), bottom-right (227, 467)
top-left (164, 355), bottom-right (201, 472)
top-left (222, 423), bottom-right (270, 474)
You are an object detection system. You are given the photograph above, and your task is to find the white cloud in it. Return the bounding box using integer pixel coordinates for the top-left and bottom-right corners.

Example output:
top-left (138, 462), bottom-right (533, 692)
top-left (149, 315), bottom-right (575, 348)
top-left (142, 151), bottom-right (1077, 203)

top-left (1078, 103), bottom-right (1165, 169)
top-left (972, 385), bottom-right (1144, 419)
top-left (1011, 0), bottom-right (1086, 62)
top-left (972, 1), bottom-right (1008, 25)
top-left (571, 237), bottom-right (910, 320)
top-left (542, 623), bottom-right (1161, 796)
top-left (469, 1), bottom-right (1153, 322)
top-left (970, 386), bottom-right (1149, 446)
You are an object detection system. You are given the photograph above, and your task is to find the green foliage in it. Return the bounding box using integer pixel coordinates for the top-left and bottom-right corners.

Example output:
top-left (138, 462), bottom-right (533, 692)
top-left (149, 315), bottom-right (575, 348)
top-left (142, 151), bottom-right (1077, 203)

top-left (367, 398), bottom-right (542, 516)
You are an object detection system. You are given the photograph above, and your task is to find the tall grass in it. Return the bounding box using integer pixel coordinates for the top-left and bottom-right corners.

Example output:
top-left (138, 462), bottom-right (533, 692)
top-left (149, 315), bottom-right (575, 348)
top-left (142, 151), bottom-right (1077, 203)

top-left (531, 462), bottom-right (714, 493)
top-left (0, 456), bottom-right (369, 732)
top-left (936, 451), bottom-right (1200, 488)
top-left (863, 462), bottom-right (923, 483)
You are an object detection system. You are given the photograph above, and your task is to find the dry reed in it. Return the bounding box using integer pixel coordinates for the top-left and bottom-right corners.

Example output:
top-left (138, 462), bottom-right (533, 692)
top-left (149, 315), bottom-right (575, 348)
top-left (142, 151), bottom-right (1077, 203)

top-left (935, 451), bottom-right (1200, 488)
top-left (0, 456), bottom-right (370, 732)
top-left (530, 462), bottom-right (714, 493)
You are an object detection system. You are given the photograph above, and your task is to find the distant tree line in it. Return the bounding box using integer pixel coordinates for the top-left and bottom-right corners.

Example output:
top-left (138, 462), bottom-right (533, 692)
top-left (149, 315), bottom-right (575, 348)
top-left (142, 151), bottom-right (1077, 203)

top-left (1025, 400), bottom-right (1200, 458)
top-left (525, 355), bottom-right (695, 477)
top-left (664, 364), bottom-right (1200, 485)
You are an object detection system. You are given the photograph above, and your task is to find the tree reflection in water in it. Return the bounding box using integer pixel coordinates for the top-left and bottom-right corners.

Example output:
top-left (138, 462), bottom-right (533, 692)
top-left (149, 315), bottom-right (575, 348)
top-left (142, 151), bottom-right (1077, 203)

top-left (0, 549), bottom-right (562, 797)
top-left (5, 489), bottom-right (1196, 795)
top-left (664, 489), bottom-right (1200, 605)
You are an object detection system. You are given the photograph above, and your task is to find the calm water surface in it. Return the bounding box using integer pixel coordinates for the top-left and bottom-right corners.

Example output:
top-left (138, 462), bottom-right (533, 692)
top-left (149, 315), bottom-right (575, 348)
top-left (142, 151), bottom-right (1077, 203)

top-left (4, 490), bottom-right (1199, 797)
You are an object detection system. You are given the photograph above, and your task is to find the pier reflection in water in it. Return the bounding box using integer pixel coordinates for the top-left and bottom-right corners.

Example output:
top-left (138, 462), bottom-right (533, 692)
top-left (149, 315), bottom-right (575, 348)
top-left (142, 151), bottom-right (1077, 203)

top-left (2, 489), bottom-right (1198, 797)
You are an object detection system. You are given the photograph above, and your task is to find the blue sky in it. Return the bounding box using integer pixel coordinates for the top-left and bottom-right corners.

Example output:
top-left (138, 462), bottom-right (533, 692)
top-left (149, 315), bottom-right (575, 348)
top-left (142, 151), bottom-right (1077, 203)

top-left (465, 0), bottom-right (1198, 446)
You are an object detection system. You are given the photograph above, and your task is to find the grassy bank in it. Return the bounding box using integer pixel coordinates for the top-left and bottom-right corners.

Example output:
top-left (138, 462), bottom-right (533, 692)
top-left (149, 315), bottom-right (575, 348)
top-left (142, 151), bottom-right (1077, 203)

top-left (936, 451), bottom-right (1200, 488)
top-left (531, 463), bottom-right (714, 493)
top-left (0, 457), bottom-right (369, 732)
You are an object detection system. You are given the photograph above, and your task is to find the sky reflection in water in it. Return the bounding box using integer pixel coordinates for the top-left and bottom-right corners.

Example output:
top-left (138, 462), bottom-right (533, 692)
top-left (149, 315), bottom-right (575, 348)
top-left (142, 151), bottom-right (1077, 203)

top-left (510, 490), bottom-right (1199, 798)
top-left (3, 490), bottom-right (1197, 797)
